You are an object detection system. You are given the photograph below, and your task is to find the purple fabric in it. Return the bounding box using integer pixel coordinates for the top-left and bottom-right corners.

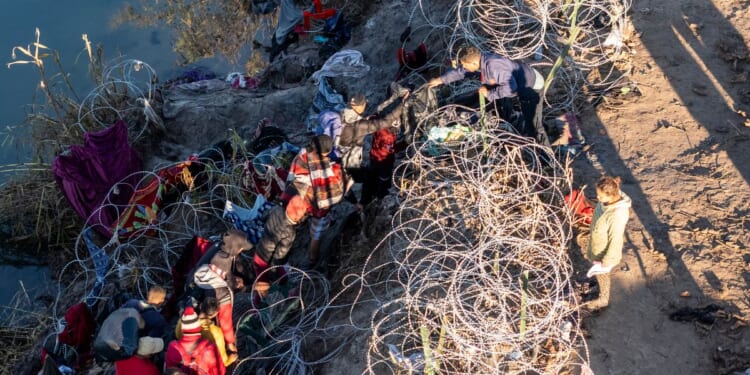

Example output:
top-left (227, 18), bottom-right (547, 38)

top-left (52, 120), bottom-right (142, 237)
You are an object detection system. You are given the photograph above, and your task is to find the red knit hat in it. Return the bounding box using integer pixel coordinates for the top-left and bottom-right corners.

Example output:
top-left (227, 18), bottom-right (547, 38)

top-left (181, 306), bottom-right (201, 336)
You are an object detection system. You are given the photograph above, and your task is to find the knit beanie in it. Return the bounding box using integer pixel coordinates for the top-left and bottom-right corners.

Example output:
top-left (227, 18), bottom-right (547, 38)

top-left (181, 306), bottom-right (201, 336)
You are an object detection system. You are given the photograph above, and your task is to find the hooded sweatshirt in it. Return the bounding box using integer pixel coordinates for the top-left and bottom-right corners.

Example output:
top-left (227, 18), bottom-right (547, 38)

top-left (587, 190), bottom-right (631, 267)
top-left (439, 53), bottom-right (536, 101)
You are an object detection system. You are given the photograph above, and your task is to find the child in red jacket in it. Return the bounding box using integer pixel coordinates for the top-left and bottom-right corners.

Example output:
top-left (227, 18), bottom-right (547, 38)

top-left (165, 306), bottom-right (226, 375)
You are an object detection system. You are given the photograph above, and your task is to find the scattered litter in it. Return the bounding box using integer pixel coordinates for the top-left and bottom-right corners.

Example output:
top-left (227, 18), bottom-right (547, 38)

top-left (310, 49), bottom-right (371, 81)
top-left (387, 344), bottom-right (425, 372)
top-left (560, 321), bottom-right (573, 343)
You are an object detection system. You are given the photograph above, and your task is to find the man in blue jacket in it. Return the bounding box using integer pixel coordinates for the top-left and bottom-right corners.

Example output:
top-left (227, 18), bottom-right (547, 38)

top-left (428, 46), bottom-right (548, 145)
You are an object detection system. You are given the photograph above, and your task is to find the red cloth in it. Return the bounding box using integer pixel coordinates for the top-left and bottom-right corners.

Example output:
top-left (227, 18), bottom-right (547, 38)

top-left (112, 156), bottom-right (196, 239)
top-left (397, 43), bottom-right (428, 69)
top-left (217, 303), bottom-right (235, 346)
top-left (59, 302), bottom-right (95, 350)
top-left (166, 336), bottom-right (226, 375)
top-left (564, 189), bottom-right (594, 226)
top-left (115, 356), bottom-right (161, 375)
top-left (41, 302), bottom-right (95, 369)
top-left (370, 128), bottom-right (397, 164)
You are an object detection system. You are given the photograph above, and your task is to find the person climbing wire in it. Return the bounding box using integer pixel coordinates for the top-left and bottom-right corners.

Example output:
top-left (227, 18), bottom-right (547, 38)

top-left (165, 306), bottom-right (226, 375)
top-left (583, 175), bottom-right (631, 311)
top-left (428, 46), bottom-right (549, 145)
top-left (316, 87), bottom-right (408, 180)
top-left (251, 194), bottom-right (309, 299)
top-left (356, 126), bottom-right (399, 213)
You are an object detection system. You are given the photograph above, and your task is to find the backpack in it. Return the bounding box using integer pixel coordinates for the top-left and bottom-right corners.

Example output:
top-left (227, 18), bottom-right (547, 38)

top-left (341, 145), bottom-right (372, 175)
top-left (370, 128), bottom-right (397, 163)
top-left (173, 339), bottom-right (214, 375)
top-left (404, 86), bottom-right (438, 142)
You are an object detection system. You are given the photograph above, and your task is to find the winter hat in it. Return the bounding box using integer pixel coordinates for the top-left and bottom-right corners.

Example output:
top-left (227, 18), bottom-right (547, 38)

top-left (137, 336), bottom-right (164, 356)
top-left (181, 306), bottom-right (201, 336)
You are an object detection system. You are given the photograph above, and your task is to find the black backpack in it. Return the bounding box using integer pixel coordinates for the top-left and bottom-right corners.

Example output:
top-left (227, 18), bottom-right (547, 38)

top-left (404, 86), bottom-right (438, 143)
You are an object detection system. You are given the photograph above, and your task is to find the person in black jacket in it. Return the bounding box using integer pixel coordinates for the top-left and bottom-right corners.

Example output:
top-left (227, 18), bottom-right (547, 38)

top-left (338, 91), bottom-right (408, 149)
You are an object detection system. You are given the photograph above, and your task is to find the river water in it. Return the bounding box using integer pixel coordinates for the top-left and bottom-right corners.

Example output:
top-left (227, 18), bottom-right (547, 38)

top-left (0, 0), bottom-right (236, 305)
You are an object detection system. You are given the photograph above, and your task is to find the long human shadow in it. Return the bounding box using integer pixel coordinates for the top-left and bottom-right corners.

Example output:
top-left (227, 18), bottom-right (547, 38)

top-left (568, 2), bottom-right (750, 297)
top-left (575, 126), bottom-right (704, 296)
top-left (630, 2), bottom-right (750, 181)
top-left (579, 1), bottom-right (750, 300)
top-left (631, 1), bottom-right (750, 286)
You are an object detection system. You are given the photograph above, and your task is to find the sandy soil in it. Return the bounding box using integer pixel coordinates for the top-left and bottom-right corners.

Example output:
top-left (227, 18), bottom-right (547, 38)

top-left (571, 0), bottom-right (750, 373)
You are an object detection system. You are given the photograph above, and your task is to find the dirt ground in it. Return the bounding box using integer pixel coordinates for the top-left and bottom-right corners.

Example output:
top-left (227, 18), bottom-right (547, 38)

top-left (569, 0), bottom-right (750, 373)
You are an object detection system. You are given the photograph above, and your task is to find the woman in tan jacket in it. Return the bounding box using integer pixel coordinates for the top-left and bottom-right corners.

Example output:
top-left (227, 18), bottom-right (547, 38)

top-left (586, 176), bottom-right (631, 310)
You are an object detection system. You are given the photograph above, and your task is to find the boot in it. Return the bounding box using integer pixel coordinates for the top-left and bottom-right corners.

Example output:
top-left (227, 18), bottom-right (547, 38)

top-left (587, 273), bottom-right (610, 310)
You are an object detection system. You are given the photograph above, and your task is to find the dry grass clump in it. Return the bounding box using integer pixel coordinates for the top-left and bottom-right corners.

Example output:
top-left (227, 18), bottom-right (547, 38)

top-left (0, 170), bottom-right (80, 269)
top-left (0, 289), bottom-right (53, 375)
top-left (1, 31), bottom-right (137, 268)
